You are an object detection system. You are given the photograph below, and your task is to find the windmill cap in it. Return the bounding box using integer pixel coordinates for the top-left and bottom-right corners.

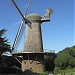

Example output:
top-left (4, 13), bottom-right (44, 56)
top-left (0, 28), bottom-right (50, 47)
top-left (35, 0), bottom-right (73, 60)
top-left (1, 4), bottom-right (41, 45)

top-left (26, 14), bottom-right (42, 21)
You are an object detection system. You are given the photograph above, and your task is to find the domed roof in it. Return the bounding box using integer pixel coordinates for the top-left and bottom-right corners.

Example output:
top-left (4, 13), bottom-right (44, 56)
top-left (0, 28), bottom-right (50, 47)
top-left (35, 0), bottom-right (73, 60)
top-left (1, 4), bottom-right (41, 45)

top-left (26, 14), bottom-right (42, 21)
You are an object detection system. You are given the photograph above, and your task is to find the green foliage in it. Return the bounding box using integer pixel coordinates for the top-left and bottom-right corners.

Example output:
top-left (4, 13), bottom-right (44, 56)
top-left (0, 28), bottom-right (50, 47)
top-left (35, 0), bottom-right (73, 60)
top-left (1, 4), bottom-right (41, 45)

top-left (39, 72), bottom-right (49, 75)
top-left (54, 45), bottom-right (75, 70)
top-left (0, 29), bottom-right (7, 36)
top-left (0, 29), bottom-right (11, 54)
top-left (0, 29), bottom-right (10, 46)
top-left (57, 68), bottom-right (75, 73)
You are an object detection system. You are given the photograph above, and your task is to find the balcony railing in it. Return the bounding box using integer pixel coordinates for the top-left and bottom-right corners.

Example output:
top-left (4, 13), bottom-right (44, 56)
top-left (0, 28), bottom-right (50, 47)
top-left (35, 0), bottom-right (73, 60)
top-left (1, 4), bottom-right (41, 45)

top-left (44, 49), bottom-right (55, 53)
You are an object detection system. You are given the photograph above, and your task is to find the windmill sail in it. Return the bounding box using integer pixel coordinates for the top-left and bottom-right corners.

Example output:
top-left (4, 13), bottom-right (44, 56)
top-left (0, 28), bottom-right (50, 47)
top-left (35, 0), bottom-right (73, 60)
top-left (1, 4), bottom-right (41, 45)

top-left (11, 0), bottom-right (31, 52)
top-left (24, 0), bottom-right (31, 17)
top-left (12, 21), bottom-right (25, 51)
top-left (10, 0), bottom-right (31, 23)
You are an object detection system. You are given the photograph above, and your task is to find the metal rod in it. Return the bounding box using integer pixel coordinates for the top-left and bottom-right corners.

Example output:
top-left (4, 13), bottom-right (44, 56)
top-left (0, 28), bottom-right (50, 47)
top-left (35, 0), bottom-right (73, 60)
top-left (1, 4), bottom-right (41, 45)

top-left (14, 56), bottom-right (22, 64)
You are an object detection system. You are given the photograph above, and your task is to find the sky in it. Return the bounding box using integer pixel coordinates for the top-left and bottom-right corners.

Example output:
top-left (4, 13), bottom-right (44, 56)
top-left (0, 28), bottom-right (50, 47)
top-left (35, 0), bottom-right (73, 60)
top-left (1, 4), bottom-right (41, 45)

top-left (0, 0), bottom-right (74, 53)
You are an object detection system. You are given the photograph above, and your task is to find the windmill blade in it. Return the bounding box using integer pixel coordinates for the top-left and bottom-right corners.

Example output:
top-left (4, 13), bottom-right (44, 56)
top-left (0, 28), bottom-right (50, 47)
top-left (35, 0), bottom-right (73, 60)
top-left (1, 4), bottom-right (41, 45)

top-left (11, 0), bottom-right (31, 52)
top-left (24, 0), bottom-right (31, 17)
top-left (12, 21), bottom-right (24, 51)
top-left (23, 0), bottom-right (31, 28)
top-left (10, 0), bottom-right (31, 24)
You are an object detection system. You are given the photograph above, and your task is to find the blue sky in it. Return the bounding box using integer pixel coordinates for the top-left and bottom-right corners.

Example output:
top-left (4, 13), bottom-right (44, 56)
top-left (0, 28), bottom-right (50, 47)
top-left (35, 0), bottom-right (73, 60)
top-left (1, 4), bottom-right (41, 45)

top-left (0, 0), bottom-right (74, 53)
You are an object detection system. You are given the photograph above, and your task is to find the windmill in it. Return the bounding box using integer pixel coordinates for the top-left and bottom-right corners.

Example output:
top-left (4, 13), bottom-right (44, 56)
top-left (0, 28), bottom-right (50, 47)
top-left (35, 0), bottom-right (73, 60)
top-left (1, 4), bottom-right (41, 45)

top-left (10, 0), bottom-right (54, 73)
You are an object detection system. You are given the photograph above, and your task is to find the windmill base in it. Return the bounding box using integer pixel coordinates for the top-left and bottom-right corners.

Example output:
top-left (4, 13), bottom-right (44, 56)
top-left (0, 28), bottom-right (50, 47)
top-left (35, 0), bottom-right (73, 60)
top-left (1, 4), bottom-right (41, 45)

top-left (13, 52), bottom-right (55, 74)
top-left (21, 53), bottom-right (45, 74)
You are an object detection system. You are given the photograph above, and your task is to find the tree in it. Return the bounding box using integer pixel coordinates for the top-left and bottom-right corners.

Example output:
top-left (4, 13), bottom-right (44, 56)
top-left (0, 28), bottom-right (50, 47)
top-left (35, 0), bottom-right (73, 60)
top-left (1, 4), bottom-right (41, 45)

top-left (0, 29), bottom-right (11, 54)
top-left (0, 29), bottom-right (23, 74)
top-left (54, 45), bottom-right (75, 70)
top-left (0, 29), bottom-right (11, 74)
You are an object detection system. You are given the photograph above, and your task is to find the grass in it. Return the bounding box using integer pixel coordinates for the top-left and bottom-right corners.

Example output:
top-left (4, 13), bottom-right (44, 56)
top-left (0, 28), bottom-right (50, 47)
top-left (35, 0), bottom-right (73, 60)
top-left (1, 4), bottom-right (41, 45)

top-left (57, 68), bottom-right (75, 73)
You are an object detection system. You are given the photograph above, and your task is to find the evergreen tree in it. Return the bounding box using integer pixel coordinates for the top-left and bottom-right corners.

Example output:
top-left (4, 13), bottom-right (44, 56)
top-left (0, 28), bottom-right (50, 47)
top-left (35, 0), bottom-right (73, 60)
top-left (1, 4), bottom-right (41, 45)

top-left (0, 29), bottom-right (11, 54)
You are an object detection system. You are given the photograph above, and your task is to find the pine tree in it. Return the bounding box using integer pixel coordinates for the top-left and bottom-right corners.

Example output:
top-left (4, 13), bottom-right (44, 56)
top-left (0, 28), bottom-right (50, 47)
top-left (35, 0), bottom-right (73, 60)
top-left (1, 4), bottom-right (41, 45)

top-left (0, 29), bottom-right (11, 54)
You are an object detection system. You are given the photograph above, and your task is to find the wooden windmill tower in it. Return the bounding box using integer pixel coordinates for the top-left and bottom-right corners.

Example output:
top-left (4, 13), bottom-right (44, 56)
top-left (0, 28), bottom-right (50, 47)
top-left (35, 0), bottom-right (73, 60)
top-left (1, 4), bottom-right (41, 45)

top-left (10, 0), bottom-right (53, 74)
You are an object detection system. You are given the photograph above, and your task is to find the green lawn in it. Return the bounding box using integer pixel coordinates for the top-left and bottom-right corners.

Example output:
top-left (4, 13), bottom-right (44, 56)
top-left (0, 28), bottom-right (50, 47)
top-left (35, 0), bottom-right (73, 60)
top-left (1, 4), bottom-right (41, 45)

top-left (54, 68), bottom-right (75, 75)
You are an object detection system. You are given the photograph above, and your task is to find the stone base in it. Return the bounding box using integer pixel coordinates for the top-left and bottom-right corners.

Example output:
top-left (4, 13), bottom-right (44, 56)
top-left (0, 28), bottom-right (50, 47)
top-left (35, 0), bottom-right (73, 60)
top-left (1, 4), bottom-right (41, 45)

top-left (21, 53), bottom-right (45, 74)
